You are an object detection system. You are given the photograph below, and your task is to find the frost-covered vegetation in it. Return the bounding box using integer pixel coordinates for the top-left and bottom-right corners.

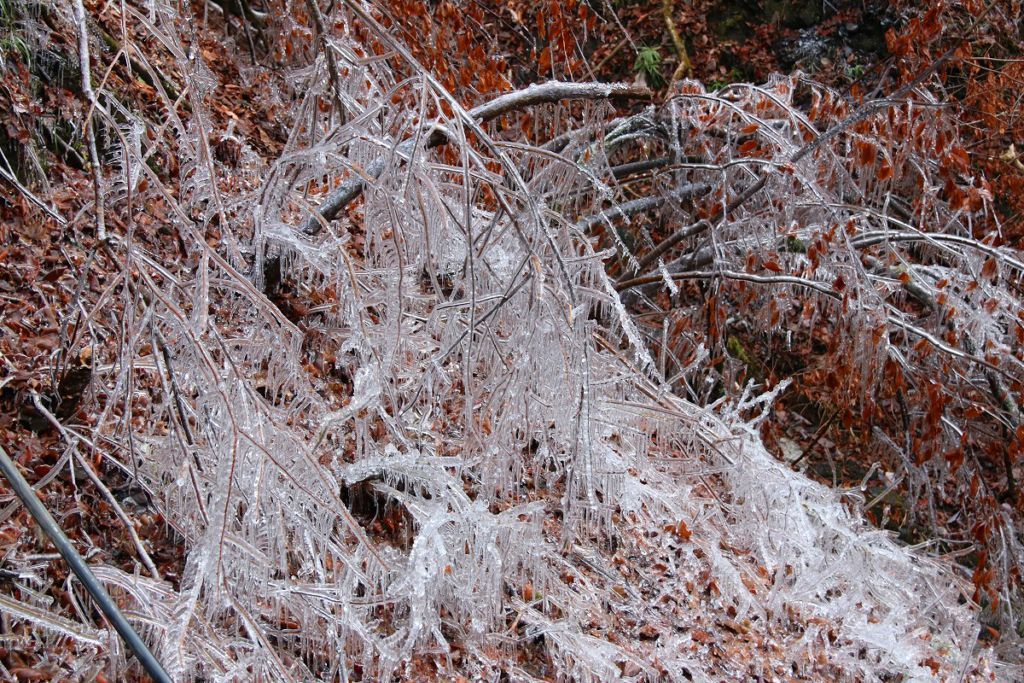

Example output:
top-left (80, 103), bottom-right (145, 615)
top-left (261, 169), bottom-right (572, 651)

top-left (0, 0), bottom-right (1022, 680)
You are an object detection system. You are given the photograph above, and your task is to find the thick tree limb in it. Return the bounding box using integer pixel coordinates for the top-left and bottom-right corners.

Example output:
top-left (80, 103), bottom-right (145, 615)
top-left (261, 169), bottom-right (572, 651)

top-left (661, 0), bottom-right (691, 85)
top-left (610, 157), bottom-right (671, 180)
top-left (576, 182), bottom-right (710, 234)
top-left (468, 81), bottom-right (650, 123)
top-left (299, 81), bottom-right (651, 235)
top-left (617, 268), bottom-right (840, 299)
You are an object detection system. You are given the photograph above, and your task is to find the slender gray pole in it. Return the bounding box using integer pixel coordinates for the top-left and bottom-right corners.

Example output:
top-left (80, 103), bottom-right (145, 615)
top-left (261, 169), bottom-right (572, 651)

top-left (0, 445), bottom-right (172, 683)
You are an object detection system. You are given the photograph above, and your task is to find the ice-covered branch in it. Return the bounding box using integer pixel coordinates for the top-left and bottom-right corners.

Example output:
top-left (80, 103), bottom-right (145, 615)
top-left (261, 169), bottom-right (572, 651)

top-left (298, 81), bottom-right (650, 235)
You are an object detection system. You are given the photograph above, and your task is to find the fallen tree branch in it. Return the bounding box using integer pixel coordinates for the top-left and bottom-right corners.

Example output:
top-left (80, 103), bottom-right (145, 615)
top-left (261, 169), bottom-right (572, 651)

top-left (468, 81), bottom-right (650, 123)
top-left (617, 268), bottom-right (841, 299)
top-left (609, 157), bottom-right (671, 180)
top-left (299, 81), bottom-right (651, 235)
top-left (576, 182), bottom-right (711, 234)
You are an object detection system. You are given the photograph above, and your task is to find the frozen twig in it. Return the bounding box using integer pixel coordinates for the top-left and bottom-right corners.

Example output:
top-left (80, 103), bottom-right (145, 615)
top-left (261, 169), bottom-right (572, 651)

top-left (305, 0), bottom-right (347, 118)
top-left (71, 0), bottom-right (106, 241)
top-left (0, 149), bottom-right (67, 226)
top-left (30, 392), bottom-right (161, 581)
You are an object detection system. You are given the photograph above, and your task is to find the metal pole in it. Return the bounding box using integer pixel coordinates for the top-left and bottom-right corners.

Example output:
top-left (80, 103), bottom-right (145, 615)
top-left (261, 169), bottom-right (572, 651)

top-left (0, 445), bottom-right (172, 683)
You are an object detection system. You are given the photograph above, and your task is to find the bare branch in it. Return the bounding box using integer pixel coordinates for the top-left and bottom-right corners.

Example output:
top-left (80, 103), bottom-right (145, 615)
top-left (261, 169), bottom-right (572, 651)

top-left (72, 0), bottom-right (106, 240)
